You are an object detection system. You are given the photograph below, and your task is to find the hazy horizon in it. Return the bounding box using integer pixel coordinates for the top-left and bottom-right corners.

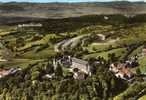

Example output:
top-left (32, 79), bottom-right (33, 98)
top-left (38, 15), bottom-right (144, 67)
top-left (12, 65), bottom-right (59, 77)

top-left (0, 0), bottom-right (144, 3)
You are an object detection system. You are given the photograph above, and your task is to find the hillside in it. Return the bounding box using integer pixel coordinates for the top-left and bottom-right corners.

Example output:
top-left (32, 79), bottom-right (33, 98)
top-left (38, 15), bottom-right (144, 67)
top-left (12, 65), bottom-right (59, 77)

top-left (0, 14), bottom-right (146, 99)
top-left (0, 2), bottom-right (145, 17)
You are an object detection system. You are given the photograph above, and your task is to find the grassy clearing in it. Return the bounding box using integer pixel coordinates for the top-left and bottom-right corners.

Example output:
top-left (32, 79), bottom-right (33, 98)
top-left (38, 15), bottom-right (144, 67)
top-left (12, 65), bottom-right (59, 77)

top-left (17, 34), bottom-right (62, 51)
top-left (138, 95), bottom-right (146, 100)
top-left (21, 48), bottom-right (57, 59)
top-left (128, 45), bottom-right (143, 58)
top-left (114, 82), bottom-right (146, 100)
top-left (86, 40), bottom-right (118, 53)
top-left (0, 26), bottom-right (17, 36)
top-left (83, 48), bottom-right (127, 60)
top-left (0, 59), bottom-right (41, 69)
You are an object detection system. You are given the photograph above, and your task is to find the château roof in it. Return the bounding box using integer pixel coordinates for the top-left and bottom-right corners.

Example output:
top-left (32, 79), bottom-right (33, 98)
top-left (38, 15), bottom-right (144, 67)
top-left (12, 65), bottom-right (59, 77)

top-left (72, 57), bottom-right (88, 65)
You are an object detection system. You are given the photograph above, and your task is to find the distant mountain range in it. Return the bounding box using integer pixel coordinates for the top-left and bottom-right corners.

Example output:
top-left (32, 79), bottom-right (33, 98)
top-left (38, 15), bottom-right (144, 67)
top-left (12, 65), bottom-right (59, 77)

top-left (0, 2), bottom-right (146, 18)
top-left (0, 1), bottom-right (146, 24)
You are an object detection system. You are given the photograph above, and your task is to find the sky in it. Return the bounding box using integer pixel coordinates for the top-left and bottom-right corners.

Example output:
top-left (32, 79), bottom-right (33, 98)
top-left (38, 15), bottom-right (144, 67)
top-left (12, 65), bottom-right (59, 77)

top-left (0, 0), bottom-right (144, 3)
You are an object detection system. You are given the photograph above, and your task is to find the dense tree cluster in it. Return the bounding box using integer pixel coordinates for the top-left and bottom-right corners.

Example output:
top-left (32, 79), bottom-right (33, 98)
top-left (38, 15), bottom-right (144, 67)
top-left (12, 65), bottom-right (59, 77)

top-left (0, 59), bottom-right (128, 100)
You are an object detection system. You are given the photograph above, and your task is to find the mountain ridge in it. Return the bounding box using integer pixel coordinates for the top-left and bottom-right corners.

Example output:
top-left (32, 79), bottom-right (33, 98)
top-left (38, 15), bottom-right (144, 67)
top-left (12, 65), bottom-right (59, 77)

top-left (0, 1), bottom-right (145, 18)
top-left (0, 1), bottom-right (146, 25)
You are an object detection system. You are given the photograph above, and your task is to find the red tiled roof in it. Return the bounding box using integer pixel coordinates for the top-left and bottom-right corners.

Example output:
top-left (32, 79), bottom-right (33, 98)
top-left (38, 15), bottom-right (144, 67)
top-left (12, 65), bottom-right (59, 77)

top-left (112, 63), bottom-right (133, 76)
top-left (0, 69), bottom-right (10, 77)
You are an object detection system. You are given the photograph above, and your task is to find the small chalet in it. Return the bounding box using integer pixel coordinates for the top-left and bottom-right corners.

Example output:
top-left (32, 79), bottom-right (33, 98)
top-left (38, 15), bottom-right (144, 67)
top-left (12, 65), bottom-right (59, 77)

top-left (109, 63), bottom-right (134, 80)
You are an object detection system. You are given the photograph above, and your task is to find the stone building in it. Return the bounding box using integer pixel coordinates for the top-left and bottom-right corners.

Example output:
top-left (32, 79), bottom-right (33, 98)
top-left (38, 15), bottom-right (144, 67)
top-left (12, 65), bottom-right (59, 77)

top-left (53, 56), bottom-right (92, 76)
top-left (70, 57), bottom-right (91, 76)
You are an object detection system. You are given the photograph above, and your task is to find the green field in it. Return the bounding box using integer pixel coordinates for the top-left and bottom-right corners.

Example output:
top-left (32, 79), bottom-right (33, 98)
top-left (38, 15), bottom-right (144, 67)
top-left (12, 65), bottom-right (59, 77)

top-left (139, 95), bottom-right (146, 100)
top-left (83, 48), bottom-right (127, 60)
top-left (138, 57), bottom-right (146, 73)
top-left (0, 15), bottom-right (146, 100)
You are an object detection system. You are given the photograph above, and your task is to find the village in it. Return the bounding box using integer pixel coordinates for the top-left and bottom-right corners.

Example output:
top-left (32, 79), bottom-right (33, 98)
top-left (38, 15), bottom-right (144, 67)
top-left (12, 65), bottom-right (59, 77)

top-left (0, 22), bottom-right (146, 81)
top-left (0, 40), bottom-right (146, 81)
top-left (0, 22), bottom-right (145, 83)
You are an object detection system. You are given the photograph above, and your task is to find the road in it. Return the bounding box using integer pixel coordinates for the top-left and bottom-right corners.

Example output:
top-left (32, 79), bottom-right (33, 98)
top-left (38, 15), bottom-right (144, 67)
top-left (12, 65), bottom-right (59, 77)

top-left (54, 33), bottom-right (108, 52)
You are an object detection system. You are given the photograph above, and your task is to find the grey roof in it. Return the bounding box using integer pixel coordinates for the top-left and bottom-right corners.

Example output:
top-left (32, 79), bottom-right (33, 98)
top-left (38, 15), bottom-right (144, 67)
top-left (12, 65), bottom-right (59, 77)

top-left (72, 57), bottom-right (88, 65)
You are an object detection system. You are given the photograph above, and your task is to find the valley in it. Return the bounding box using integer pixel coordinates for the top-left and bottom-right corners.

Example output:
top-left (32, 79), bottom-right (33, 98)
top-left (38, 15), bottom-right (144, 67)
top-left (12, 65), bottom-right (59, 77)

top-left (0, 14), bottom-right (146, 99)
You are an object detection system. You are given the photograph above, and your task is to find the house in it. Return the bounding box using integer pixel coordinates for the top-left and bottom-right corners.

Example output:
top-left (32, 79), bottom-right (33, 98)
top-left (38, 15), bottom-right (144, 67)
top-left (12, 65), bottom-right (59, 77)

top-left (0, 68), bottom-right (20, 78)
top-left (0, 69), bottom-right (10, 78)
top-left (109, 63), bottom-right (119, 73)
top-left (109, 63), bottom-right (134, 80)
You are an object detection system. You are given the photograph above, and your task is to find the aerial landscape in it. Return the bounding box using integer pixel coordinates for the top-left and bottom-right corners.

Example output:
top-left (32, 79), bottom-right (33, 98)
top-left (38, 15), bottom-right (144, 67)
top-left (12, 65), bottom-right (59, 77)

top-left (0, 0), bottom-right (146, 100)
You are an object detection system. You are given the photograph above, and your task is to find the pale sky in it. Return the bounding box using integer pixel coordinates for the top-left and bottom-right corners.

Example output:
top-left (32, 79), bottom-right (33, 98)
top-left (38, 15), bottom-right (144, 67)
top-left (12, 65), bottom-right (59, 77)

top-left (0, 0), bottom-right (144, 3)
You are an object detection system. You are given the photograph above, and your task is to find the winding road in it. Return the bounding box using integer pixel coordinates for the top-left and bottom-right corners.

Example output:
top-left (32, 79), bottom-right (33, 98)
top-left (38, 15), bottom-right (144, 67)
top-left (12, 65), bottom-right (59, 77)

top-left (54, 33), bottom-right (107, 52)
